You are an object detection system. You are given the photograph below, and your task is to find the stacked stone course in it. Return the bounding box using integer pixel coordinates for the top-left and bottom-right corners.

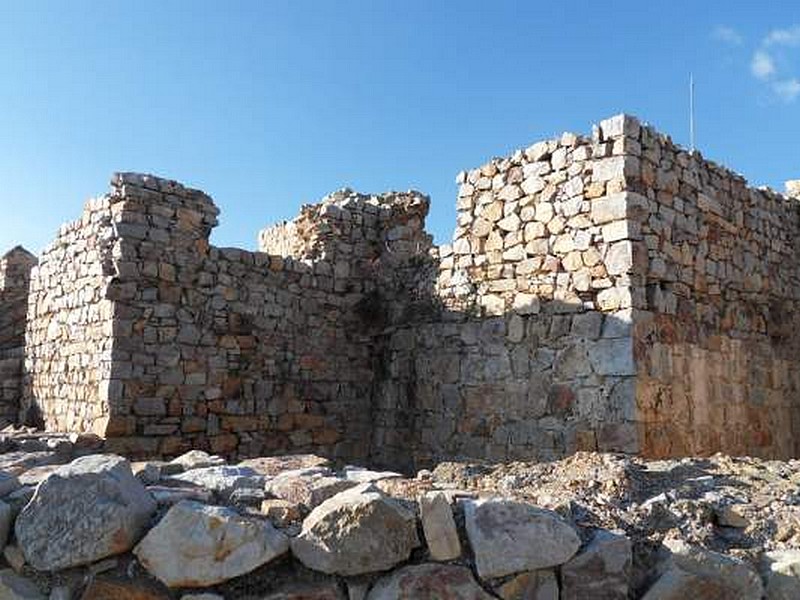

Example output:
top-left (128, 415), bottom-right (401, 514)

top-left (0, 247), bottom-right (36, 424)
top-left (3, 114), bottom-right (800, 469)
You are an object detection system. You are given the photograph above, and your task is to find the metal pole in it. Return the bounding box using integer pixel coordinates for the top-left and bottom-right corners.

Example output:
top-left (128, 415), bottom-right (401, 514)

top-left (690, 73), bottom-right (695, 153)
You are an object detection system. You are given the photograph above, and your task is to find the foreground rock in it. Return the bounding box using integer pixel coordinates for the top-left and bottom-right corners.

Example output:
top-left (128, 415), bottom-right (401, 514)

top-left (15, 454), bottom-right (155, 570)
top-left (134, 500), bottom-right (289, 587)
top-left (418, 492), bottom-right (461, 561)
top-left (643, 539), bottom-right (763, 600)
top-left (368, 563), bottom-right (493, 599)
top-left (291, 484), bottom-right (419, 575)
top-left (763, 550), bottom-right (800, 599)
top-left (464, 497), bottom-right (581, 578)
top-left (561, 529), bottom-right (632, 599)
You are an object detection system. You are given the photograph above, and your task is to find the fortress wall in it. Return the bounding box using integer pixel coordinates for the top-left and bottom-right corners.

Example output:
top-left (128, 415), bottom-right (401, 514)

top-left (627, 125), bottom-right (800, 458)
top-left (0, 247), bottom-right (36, 424)
top-left (22, 197), bottom-right (119, 433)
top-left (371, 116), bottom-right (645, 470)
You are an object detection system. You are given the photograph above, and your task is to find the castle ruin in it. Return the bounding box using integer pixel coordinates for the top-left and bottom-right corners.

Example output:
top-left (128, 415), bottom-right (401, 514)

top-left (2, 114), bottom-right (799, 471)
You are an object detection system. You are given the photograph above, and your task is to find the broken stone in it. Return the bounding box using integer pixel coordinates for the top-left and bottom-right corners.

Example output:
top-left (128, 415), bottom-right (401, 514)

top-left (367, 564), bottom-right (493, 600)
top-left (418, 492), bottom-right (461, 561)
top-left (561, 529), bottom-right (632, 599)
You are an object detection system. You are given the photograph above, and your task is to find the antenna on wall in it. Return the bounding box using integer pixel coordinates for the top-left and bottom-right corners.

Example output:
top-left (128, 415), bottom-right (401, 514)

top-left (689, 73), bottom-right (696, 153)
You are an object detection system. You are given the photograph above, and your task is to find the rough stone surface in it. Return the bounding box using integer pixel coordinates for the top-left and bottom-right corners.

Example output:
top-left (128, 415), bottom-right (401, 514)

top-left (763, 550), bottom-right (800, 600)
top-left (561, 529), bottom-right (631, 599)
top-left (367, 564), bottom-right (493, 600)
top-left (464, 497), bottom-right (580, 578)
top-left (15, 454), bottom-right (155, 570)
top-left (291, 484), bottom-right (419, 576)
top-left (418, 492), bottom-right (461, 561)
top-left (134, 500), bottom-right (289, 587)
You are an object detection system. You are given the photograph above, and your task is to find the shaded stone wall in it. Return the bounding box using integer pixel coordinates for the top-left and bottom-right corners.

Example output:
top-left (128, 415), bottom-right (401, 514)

top-left (372, 117), bottom-right (643, 470)
top-left (0, 247), bottom-right (37, 423)
top-left (626, 122), bottom-right (800, 458)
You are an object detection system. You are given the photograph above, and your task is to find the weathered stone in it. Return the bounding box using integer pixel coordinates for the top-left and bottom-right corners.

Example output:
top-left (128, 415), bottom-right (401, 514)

top-left (463, 498), bottom-right (580, 578)
top-left (291, 484), bottom-right (419, 576)
top-left (367, 564), bottom-right (493, 600)
top-left (261, 498), bottom-right (303, 527)
top-left (266, 470), bottom-right (355, 511)
top-left (419, 492), bottom-right (461, 561)
top-left (169, 450), bottom-right (225, 471)
top-left (643, 539), bottom-right (762, 600)
top-left (15, 454), bottom-right (156, 571)
top-left (134, 500), bottom-right (289, 587)
top-left (238, 454), bottom-right (330, 477)
top-left (342, 467), bottom-right (403, 483)
top-left (561, 530), bottom-right (631, 599)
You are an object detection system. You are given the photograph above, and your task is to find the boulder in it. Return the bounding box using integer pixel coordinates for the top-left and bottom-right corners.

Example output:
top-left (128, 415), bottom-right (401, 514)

top-left (261, 498), bottom-right (303, 527)
top-left (0, 569), bottom-right (44, 600)
top-left (367, 563), bottom-right (493, 600)
top-left (134, 500), bottom-right (289, 587)
top-left (261, 582), bottom-right (345, 600)
top-left (418, 492), bottom-right (461, 561)
top-left (291, 484), bottom-right (419, 575)
top-left (463, 497), bottom-right (581, 578)
top-left (15, 454), bottom-right (156, 571)
top-left (495, 570), bottom-right (558, 600)
top-left (762, 549), bottom-right (800, 600)
top-left (643, 539), bottom-right (762, 600)
top-left (0, 471), bottom-right (20, 497)
top-left (0, 500), bottom-right (12, 552)
top-left (561, 529), bottom-right (632, 599)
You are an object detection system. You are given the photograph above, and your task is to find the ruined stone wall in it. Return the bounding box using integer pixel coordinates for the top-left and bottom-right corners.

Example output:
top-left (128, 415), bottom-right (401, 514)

top-left (0, 247), bottom-right (37, 424)
top-left (624, 122), bottom-right (800, 458)
top-left (372, 117), bottom-right (644, 470)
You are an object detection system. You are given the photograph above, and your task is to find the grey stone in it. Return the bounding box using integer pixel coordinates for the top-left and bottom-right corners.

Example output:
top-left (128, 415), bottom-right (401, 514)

top-left (134, 500), bottom-right (289, 588)
top-left (168, 465), bottom-right (266, 499)
top-left (15, 454), bottom-right (156, 571)
top-left (561, 530), bottom-right (632, 599)
top-left (762, 550), bottom-right (800, 600)
top-left (496, 569), bottom-right (559, 600)
top-left (463, 497), bottom-right (581, 578)
top-left (291, 484), bottom-right (419, 576)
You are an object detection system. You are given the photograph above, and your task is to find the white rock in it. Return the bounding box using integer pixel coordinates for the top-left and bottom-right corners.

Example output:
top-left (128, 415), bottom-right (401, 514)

top-left (763, 549), bottom-right (800, 599)
top-left (134, 500), bottom-right (289, 588)
top-left (168, 465), bottom-right (266, 499)
top-left (15, 454), bottom-right (156, 571)
top-left (419, 492), bottom-right (461, 561)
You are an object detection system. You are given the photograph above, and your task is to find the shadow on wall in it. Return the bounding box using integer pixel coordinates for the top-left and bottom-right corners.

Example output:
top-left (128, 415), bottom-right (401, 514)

top-left (365, 251), bottom-right (639, 473)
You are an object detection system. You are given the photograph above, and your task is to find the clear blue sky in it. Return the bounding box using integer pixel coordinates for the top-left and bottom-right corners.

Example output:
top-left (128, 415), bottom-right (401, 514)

top-left (1, 1), bottom-right (798, 253)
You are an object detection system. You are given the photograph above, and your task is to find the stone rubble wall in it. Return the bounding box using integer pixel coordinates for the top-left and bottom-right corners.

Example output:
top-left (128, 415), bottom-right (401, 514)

top-left (624, 121), bottom-right (800, 459)
top-left (0, 248), bottom-right (36, 424)
top-left (0, 441), bottom-right (791, 599)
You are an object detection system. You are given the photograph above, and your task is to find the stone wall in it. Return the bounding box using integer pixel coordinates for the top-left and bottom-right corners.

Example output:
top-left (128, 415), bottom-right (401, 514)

top-left (15, 113), bottom-right (800, 468)
top-left (372, 118), bottom-right (643, 470)
top-left (23, 176), bottom-right (431, 462)
top-left (0, 247), bottom-right (36, 424)
top-left (625, 121), bottom-right (800, 459)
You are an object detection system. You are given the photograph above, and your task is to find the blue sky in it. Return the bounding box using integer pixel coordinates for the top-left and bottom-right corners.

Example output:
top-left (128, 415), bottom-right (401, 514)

top-left (1, 1), bottom-right (798, 253)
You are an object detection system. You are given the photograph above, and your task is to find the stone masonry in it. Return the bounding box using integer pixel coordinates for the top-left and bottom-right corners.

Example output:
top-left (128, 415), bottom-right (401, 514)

top-left (3, 114), bottom-right (800, 470)
top-left (0, 247), bottom-right (37, 425)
